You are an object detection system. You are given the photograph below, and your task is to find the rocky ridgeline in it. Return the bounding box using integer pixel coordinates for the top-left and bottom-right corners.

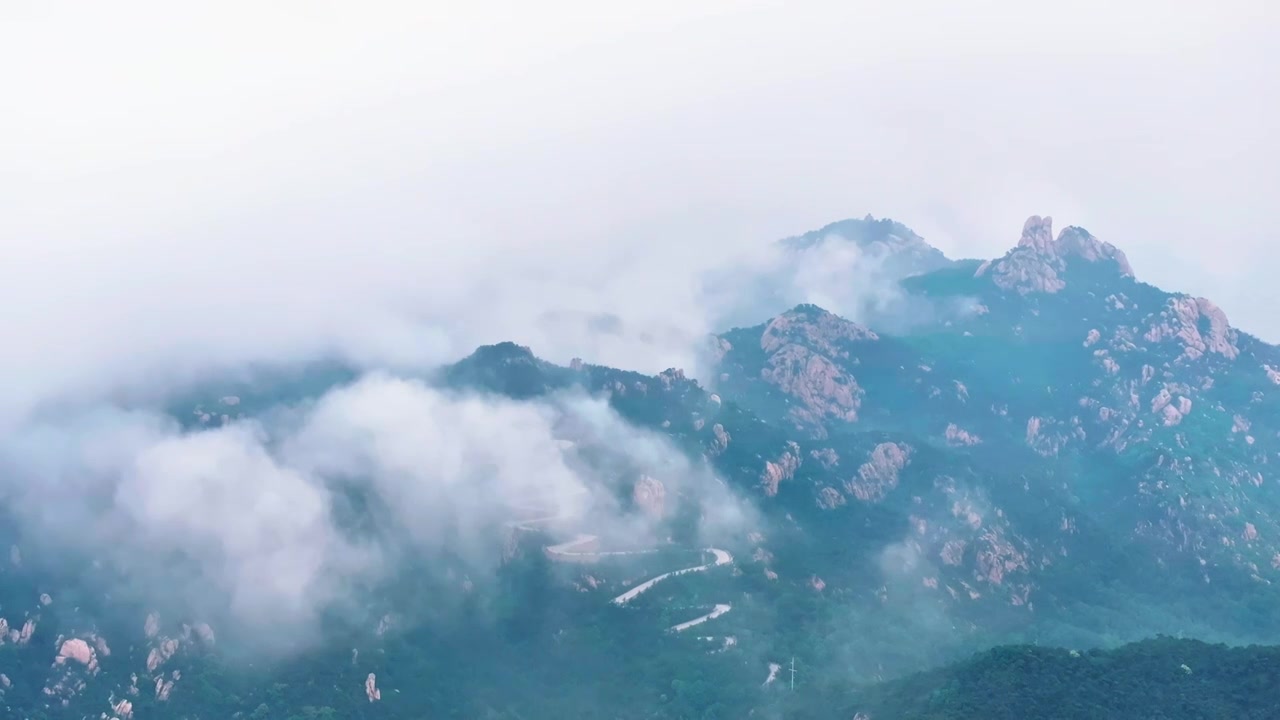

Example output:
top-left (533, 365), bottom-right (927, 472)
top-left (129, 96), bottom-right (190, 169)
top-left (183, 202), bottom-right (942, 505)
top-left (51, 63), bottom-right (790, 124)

top-left (975, 215), bottom-right (1134, 295)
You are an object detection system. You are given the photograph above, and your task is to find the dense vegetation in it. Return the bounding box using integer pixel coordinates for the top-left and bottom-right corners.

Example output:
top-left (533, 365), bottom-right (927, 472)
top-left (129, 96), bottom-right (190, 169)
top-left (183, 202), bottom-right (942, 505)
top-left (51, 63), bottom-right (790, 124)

top-left (831, 637), bottom-right (1280, 720)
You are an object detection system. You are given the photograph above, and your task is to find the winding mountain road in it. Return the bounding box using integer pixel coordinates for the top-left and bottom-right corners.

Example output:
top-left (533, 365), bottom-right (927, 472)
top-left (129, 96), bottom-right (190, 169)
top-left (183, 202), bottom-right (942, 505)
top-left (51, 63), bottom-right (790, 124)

top-left (507, 502), bottom-right (734, 632)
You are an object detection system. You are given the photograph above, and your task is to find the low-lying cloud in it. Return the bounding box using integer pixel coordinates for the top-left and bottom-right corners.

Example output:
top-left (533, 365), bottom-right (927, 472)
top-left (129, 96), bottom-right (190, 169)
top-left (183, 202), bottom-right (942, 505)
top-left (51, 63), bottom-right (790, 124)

top-left (0, 373), bottom-right (759, 650)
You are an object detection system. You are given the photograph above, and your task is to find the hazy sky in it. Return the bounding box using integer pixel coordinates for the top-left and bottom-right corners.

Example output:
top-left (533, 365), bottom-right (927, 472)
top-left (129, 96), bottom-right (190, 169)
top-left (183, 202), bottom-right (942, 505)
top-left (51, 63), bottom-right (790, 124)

top-left (3, 0), bottom-right (1277, 411)
top-left (1, 0), bottom-right (1278, 653)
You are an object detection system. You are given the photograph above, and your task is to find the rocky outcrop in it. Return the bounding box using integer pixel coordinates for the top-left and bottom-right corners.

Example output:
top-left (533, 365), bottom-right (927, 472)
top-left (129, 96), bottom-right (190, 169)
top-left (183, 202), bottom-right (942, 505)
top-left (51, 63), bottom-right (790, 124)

top-left (632, 475), bottom-right (666, 517)
top-left (755, 306), bottom-right (875, 429)
top-left (975, 216), bottom-right (1134, 294)
top-left (1266, 365), bottom-right (1280, 384)
top-left (945, 423), bottom-right (981, 446)
top-left (846, 443), bottom-right (912, 502)
top-left (816, 486), bottom-right (846, 509)
top-left (810, 447), bottom-right (839, 468)
top-left (708, 423), bottom-right (731, 456)
top-left (1151, 385), bottom-right (1193, 426)
top-left (55, 638), bottom-right (98, 674)
top-left (708, 337), bottom-right (732, 365)
top-left (365, 673), bottom-right (381, 702)
top-left (1025, 416), bottom-right (1084, 457)
top-left (1142, 296), bottom-right (1240, 361)
top-left (146, 636), bottom-right (180, 674)
top-left (11, 618), bottom-right (35, 646)
top-left (762, 347), bottom-right (863, 426)
top-left (44, 635), bottom-right (103, 706)
top-left (761, 305), bottom-right (879, 357)
top-left (154, 672), bottom-right (178, 702)
top-left (760, 442), bottom-right (802, 497)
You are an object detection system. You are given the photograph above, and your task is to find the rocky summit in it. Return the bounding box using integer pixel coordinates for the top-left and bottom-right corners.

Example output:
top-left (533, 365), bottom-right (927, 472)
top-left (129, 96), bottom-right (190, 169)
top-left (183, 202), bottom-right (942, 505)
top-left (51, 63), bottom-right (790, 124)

top-left (2, 215), bottom-right (1278, 720)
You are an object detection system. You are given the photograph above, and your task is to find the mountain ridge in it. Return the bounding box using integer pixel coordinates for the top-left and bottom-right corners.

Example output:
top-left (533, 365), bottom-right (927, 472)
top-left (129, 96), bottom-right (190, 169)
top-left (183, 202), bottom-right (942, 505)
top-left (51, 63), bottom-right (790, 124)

top-left (2, 213), bottom-right (1278, 719)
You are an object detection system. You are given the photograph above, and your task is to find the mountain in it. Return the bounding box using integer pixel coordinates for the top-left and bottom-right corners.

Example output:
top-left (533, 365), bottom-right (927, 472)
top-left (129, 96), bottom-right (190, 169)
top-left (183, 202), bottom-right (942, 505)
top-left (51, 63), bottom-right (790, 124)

top-left (703, 214), bottom-right (961, 333)
top-left (2, 214), bottom-right (1279, 719)
top-left (827, 636), bottom-right (1280, 720)
top-left (780, 215), bottom-right (954, 277)
top-left (709, 216), bottom-right (1280, 650)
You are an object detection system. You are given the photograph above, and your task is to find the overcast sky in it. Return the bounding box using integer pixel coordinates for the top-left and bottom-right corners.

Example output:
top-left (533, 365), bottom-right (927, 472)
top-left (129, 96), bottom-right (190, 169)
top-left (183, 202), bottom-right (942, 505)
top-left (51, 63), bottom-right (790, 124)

top-left (2, 0), bottom-right (1277, 412)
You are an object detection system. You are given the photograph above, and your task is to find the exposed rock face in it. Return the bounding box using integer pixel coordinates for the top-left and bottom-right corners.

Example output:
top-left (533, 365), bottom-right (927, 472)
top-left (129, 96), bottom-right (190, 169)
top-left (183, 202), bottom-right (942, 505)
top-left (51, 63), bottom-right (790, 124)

top-left (810, 447), bottom-right (839, 468)
top-left (147, 638), bottom-right (180, 673)
top-left (14, 619), bottom-right (34, 645)
top-left (816, 486), bottom-right (846, 509)
top-left (154, 673), bottom-right (177, 702)
top-left (1151, 385), bottom-right (1193, 426)
top-left (846, 443), bottom-right (912, 502)
top-left (975, 216), bottom-right (1134, 294)
top-left (708, 423), bottom-right (731, 455)
top-left (112, 698), bottom-right (134, 719)
top-left (760, 442), bottom-right (802, 496)
top-left (55, 638), bottom-right (98, 674)
top-left (1024, 416), bottom-right (1082, 457)
top-left (940, 539), bottom-right (967, 566)
top-left (708, 336), bottom-right (733, 365)
top-left (945, 423), bottom-right (981, 446)
top-left (365, 673), bottom-right (382, 702)
top-left (762, 348), bottom-right (863, 426)
top-left (1266, 365), bottom-right (1280, 384)
top-left (761, 306), bottom-right (879, 357)
top-left (655, 368), bottom-right (683, 391)
top-left (1143, 296), bottom-right (1240, 360)
top-left (756, 306), bottom-right (875, 428)
top-left (632, 475), bottom-right (666, 517)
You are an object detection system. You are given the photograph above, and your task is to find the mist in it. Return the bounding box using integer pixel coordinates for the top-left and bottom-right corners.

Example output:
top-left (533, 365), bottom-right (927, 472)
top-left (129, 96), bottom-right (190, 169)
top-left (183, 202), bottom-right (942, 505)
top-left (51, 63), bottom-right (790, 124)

top-left (2, 2), bottom-right (1277, 425)
top-left (0, 0), bottom-right (1275, 682)
top-left (0, 373), bottom-right (759, 651)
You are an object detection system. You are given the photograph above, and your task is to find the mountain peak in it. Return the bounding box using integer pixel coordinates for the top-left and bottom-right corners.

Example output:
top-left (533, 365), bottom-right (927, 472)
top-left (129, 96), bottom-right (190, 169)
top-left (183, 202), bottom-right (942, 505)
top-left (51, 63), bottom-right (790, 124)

top-left (1015, 215), bottom-right (1055, 252)
top-left (781, 216), bottom-right (952, 277)
top-left (441, 341), bottom-right (564, 398)
top-left (469, 341), bottom-right (537, 363)
top-left (1055, 225), bottom-right (1135, 276)
top-left (762, 304), bottom-right (879, 353)
top-left (976, 215), bottom-right (1134, 294)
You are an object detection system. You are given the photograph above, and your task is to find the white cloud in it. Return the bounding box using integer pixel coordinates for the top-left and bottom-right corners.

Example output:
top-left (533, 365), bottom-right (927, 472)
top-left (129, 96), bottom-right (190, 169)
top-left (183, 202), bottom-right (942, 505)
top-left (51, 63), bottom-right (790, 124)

top-left (1, 1), bottom-right (1275, 425)
top-left (0, 373), bottom-right (754, 645)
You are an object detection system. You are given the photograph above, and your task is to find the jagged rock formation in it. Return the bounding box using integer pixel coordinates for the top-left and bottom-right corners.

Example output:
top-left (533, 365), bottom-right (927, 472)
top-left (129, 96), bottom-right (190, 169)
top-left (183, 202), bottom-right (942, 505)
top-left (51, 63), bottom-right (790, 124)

top-left (632, 475), bottom-right (666, 517)
top-left (976, 215), bottom-right (1134, 294)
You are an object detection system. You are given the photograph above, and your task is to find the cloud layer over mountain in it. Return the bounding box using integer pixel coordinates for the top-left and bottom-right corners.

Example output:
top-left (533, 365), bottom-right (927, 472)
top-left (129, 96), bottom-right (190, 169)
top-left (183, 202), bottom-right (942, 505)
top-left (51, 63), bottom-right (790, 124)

top-left (2, 0), bottom-right (1275, 422)
top-left (0, 0), bottom-right (1273, 658)
top-left (0, 373), bottom-right (757, 648)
